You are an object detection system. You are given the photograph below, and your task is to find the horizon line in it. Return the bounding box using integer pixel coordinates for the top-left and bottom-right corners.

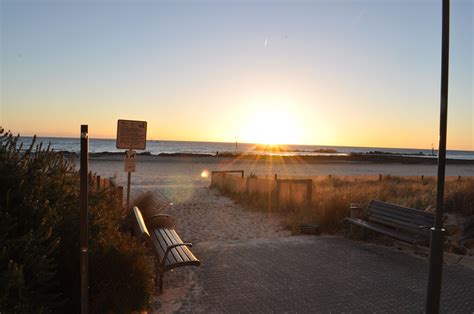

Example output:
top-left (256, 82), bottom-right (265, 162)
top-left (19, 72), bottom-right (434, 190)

top-left (12, 134), bottom-right (474, 153)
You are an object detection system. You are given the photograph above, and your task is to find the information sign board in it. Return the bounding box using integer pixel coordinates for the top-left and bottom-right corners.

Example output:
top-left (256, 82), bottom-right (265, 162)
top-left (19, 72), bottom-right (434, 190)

top-left (116, 120), bottom-right (147, 150)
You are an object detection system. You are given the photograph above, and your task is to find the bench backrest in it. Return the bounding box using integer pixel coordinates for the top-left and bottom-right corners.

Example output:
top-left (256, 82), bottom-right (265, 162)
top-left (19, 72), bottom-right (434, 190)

top-left (366, 200), bottom-right (434, 237)
top-left (133, 206), bottom-right (150, 239)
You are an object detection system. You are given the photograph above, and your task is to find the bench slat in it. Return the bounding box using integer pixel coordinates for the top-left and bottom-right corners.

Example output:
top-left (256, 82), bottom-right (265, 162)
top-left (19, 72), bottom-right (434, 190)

top-left (370, 201), bottom-right (434, 219)
top-left (368, 210), bottom-right (433, 231)
top-left (368, 205), bottom-right (434, 226)
top-left (153, 229), bottom-right (176, 266)
top-left (370, 200), bottom-right (434, 219)
top-left (368, 215), bottom-right (429, 237)
top-left (370, 212), bottom-right (428, 230)
top-left (155, 229), bottom-right (179, 265)
top-left (163, 228), bottom-right (190, 263)
top-left (345, 218), bottom-right (419, 243)
top-left (369, 212), bottom-right (422, 230)
top-left (158, 229), bottom-right (183, 264)
top-left (346, 201), bottom-right (435, 245)
top-left (167, 229), bottom-right (196, 262)
top-left (369, 205), bottom-right (434, 225)
top-left (182, 247), bottom-right (198, 262)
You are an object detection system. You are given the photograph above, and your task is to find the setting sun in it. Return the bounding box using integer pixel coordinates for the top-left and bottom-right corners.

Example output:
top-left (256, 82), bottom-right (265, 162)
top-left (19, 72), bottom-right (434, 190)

top-left (240, 100), bottom-right (302, 145)
top-left (241, 111), bottom-right (301, 145)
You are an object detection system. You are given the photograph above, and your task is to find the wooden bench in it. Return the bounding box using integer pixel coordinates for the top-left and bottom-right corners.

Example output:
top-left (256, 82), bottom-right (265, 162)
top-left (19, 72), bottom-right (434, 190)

top-left (344, 200), bottom-right (435, 245)
top-left (132, 206), bottom-right (200, 292)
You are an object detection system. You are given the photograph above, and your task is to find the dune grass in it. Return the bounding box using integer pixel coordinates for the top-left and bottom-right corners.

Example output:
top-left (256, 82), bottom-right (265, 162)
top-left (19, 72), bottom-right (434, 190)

top-left (220, 175), bottom-right (474, 233)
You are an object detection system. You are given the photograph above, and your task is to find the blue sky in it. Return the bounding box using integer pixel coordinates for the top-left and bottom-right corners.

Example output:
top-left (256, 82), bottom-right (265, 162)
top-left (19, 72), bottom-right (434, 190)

top-left (1, 0), bottom-right (472, 149)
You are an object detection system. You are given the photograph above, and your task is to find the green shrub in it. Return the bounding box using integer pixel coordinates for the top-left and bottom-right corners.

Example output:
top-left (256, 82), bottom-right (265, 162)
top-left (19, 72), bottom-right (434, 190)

top-left (0, 132), bottom-right (154, 312)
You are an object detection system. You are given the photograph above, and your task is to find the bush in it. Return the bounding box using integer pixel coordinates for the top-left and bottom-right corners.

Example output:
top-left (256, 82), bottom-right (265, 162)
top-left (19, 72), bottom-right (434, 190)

top-left (0, 132), bottom-right (154, 312)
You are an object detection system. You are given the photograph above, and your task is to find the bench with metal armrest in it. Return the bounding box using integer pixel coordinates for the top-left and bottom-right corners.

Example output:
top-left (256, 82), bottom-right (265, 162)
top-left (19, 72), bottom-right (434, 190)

top-left (132, 206), bottom-right (201, 292)
top-left (345, 200), bottom-right (435, 245)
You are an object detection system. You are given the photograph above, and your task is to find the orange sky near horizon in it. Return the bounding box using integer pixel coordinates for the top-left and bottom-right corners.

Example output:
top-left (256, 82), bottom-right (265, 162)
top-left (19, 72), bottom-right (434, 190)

top-left (2, 94), bottom-right (472, 151)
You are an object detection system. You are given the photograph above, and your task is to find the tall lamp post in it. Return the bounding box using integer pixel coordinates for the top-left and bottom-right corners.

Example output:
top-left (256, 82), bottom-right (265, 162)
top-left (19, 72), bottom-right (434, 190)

top-left (426, 0), bottom-right (449, 312)
top-left (80, 125), bottom-right (89, 314)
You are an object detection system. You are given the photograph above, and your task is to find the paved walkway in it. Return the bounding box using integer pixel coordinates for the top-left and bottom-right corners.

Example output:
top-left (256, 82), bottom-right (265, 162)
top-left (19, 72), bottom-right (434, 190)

top-left (153, 188), bottom-right (474, 313)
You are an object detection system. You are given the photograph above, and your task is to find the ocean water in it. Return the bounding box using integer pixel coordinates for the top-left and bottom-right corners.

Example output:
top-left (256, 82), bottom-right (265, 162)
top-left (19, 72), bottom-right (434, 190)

top-left (13, 136), bottom-right (474, 160)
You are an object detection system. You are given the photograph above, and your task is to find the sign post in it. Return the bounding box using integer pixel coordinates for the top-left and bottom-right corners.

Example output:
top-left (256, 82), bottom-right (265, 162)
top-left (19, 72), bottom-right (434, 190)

top-left (80, 125), bottom-right (89, 314)
top-left (125, 149), bottom-right (136, 209)
top-left (116, 120), bottom-right (147, 210)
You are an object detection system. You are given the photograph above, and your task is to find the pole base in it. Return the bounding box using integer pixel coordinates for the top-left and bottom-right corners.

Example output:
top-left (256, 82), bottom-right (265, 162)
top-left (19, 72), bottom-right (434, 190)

top-left (425, 227), bottom-right (446, 314)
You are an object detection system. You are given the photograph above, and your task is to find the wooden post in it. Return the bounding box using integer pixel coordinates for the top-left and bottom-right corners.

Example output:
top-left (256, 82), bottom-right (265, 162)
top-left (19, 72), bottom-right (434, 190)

top-left (349, 203), bottom-right (361, 234)
top-left (379, 174), bottom-right (382, 181)
top-left (421, 175), bottom-right (424, 182)
top-left (96, 175), bottom-right (101, 191)
top-left (117, 186), bottom-right (123, 209)
top-left (306, 180), bottom-right (313, 206)
top-left (276, 179), bottom-right (281, 209)
top-left (274, 173), bottom-right (278, 180)
top-left (126, 171), bottom-right (131, 210)
top-left (80, 125), bottom-right (89, 314)
top-left (88, 172), bottom-right (93, 189)
top-left (126, 148), bottom-right (133, 210)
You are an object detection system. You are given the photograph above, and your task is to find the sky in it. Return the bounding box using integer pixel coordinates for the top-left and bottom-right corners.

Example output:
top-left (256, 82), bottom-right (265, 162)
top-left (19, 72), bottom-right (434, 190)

top-left (1, 0), bottom-right (472, 150)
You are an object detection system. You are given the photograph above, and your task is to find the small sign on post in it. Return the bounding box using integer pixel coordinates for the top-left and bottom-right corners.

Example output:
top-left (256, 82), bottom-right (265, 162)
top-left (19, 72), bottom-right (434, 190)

top-left (124, 150), bottom-right (136, 172)
top-left (117, 119), bottom-right (147, 210)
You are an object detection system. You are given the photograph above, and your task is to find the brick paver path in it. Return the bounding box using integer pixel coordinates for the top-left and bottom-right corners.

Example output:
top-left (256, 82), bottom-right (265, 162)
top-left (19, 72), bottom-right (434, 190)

top-left (154, 188), bottom-right (474, 313)
top-left (176, 236), bottom-right (474, 313)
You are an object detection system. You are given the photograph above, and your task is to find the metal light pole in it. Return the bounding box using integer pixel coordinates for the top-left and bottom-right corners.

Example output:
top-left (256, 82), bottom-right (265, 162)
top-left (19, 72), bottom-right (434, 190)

top-left (425, 0), bottom-right (449, 312)
top-left (80, 125), bottom-right (89, 314)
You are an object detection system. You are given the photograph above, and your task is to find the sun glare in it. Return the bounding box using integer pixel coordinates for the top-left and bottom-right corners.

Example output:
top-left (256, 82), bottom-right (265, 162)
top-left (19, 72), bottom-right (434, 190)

top-left (241, 109), bottom-right (301, 145)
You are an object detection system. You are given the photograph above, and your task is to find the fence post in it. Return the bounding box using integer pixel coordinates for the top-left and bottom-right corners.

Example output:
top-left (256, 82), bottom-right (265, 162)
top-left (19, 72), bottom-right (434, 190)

top-left (306, 180), bottom-right (313, 206)
top-left (96, 175), bottom-right (101, 191)
top-left (276, 179), bottom-right (281, 209)
top-left (88, 172), bottom-right (93, 189)
top-left (117, 186), bottom-right (123, 209)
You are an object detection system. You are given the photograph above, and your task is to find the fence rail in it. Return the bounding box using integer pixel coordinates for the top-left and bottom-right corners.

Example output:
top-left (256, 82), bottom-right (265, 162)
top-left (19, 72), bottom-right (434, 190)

top-left (211, 171), bottom-right (313, 208)
top-left (89, 173), bottom-right (123, 209)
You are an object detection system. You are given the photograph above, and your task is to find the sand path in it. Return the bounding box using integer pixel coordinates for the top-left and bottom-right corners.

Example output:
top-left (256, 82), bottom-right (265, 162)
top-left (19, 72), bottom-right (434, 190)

top-left (149, 186), bottom-right (290, 312)
top-left (163, 187), bottom-right (289, 243)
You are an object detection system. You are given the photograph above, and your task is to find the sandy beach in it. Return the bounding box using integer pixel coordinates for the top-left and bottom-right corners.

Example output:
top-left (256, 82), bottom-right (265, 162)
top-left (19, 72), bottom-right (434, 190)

top-left (88, 156), bottom-right (474, 193)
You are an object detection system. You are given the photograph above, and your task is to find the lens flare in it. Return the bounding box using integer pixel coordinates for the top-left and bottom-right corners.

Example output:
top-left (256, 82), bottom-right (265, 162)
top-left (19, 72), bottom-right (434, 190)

top-left (201, 169), bottom-right (209, 178)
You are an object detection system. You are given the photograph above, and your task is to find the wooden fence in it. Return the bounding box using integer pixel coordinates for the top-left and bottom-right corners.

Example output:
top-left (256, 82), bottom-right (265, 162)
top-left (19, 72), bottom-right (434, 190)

top-left (89, 174), bottom-right (124, 209)
top-left (211, 171), bottom-right (313, 208)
